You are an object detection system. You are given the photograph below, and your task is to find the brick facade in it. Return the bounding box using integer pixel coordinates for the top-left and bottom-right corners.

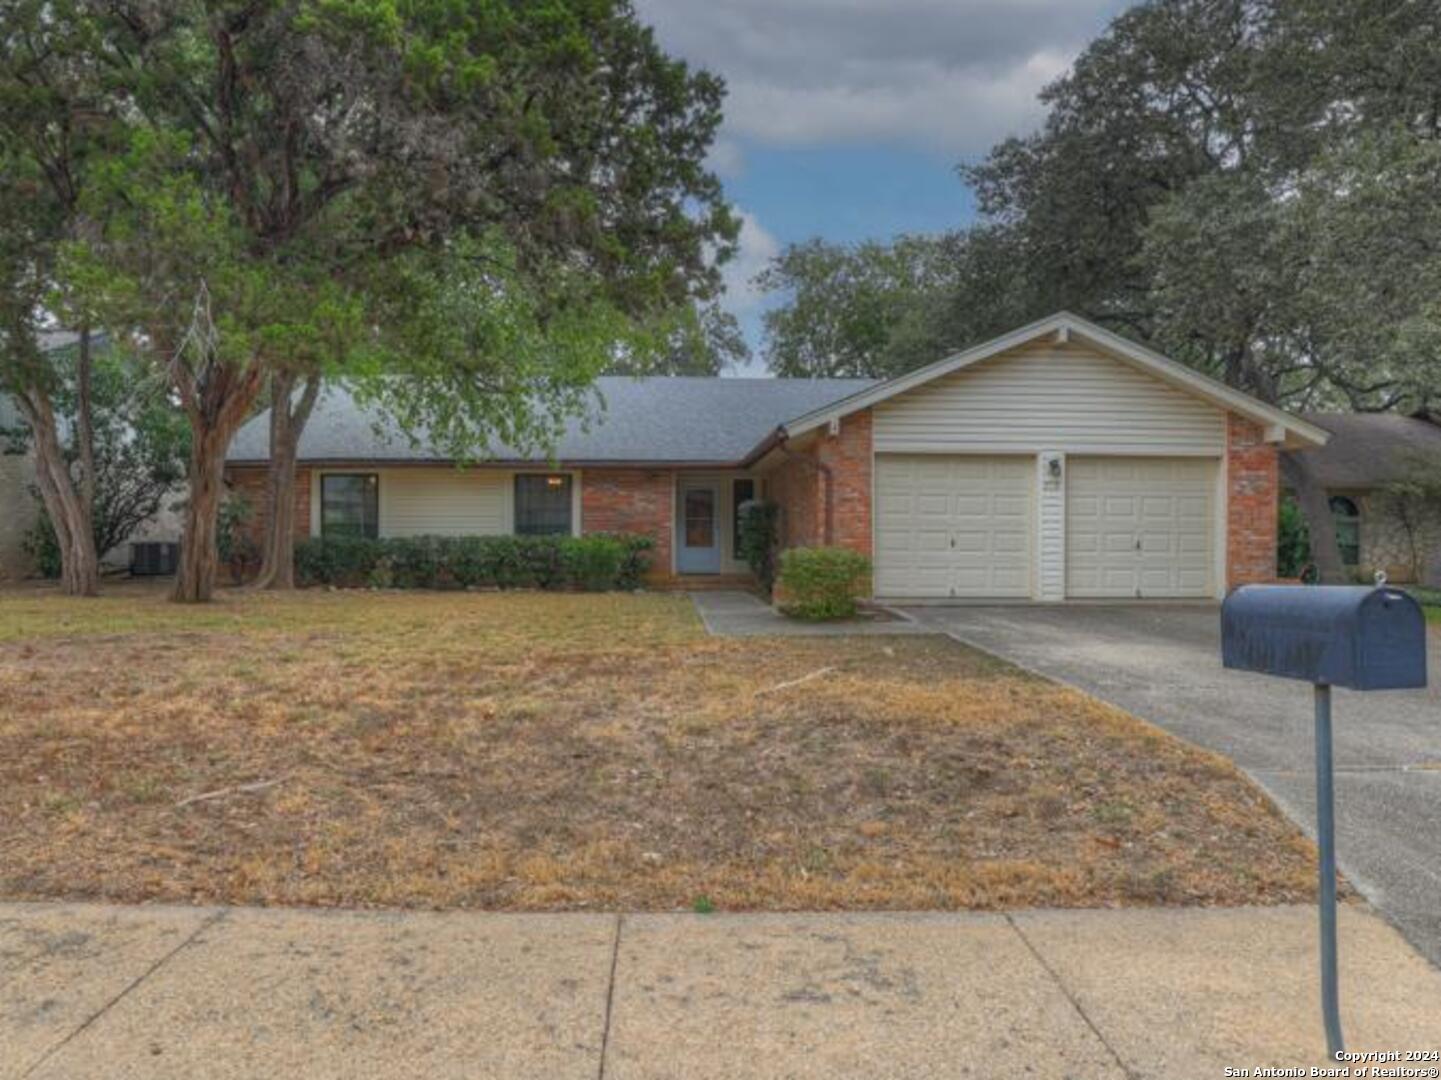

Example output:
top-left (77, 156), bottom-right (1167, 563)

top-left (767, 452), bottom-right (819, 550)
top-left (1225, 415), bottom-right (1279, 589)
top-left (815, 411), bottom-right (873, 557)
top-left (580, 468), bottom-right (674, 582)
top-left (213, 406), bottom-right (1280, 598)
top-left (766, 411), bottom-right (873, 558)
top-left (224, 466), bottom-right (312, 565)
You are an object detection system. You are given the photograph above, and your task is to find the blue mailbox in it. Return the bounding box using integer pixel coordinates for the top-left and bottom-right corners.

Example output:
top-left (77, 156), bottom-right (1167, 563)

top-left (1222, 585), bottom-right (1427, 690)
top-left (1220, 583), bottom-right (1429, 1057)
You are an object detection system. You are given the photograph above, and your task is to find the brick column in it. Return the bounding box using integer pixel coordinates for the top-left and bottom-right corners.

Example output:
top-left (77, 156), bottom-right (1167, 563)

top-left (580, 468), bottom-right (674, 581)
top-left (814, 410), bottom-right (873, 557)
top-left (1226, 415), bottom-right (1279, 590)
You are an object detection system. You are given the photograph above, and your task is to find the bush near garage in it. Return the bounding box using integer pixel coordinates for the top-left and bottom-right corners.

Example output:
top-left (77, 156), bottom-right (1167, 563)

top-left (776, 546), bottom-right (872, 620)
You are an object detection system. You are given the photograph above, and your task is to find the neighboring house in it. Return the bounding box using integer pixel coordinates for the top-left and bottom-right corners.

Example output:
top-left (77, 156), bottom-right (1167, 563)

top-left (1288, 412), bottom-right (1441, 584)
top-left (224, 312), bottom-right (1328, 601)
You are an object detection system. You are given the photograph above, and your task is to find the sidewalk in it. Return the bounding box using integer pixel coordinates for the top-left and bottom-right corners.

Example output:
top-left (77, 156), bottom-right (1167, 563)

top-left (3, 902), bottom-right (1439, 1079)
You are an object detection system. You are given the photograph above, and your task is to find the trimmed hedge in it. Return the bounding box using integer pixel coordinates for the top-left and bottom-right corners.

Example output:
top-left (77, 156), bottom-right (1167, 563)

top-left (294, 533), bottom-right (654, 591)
top-left (776, 546), bottom-right (872, 620)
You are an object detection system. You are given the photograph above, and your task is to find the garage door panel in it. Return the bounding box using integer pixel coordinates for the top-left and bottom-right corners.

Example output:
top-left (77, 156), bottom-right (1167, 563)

top-left (913, 530), bottom-right (950, 553)
top-left (876, 454), bottom-right (1033, 598)
top-left (991, 529), bottom-right (1028, 553)
top-left (1067, 456), bottom-right (1216, 599)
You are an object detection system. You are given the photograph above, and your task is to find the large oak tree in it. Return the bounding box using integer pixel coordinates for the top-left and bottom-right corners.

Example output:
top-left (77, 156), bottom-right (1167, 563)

top-left (0, 0), bottom-right (118, 595)
top-left (64, 0), bottom-right (735, 601)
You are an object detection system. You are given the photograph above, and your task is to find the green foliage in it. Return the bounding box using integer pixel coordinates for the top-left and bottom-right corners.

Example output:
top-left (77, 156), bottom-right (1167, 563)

top-left (755, 2), bottom-right (1441, 415)
top-left (8, 338), bottom-right (189, 575)
top-left (294, 533), bottom-right (653, 591)
top-left (13, 0), bottom-right (735, 600)
top-left (21, 519), bottom-right (62, 580)
top-left (564, 536), bottom-right (627, 592)
top-left (736, 500), bottom-right (780, 596)
top-left (218, 496), bottom-right (258, 583)
top-left (776, 547), bottom-right (872, 621)
top-left (1277, 495), bottom-right (1312, 580)
top-left (606, 303), bottom-right (750, 376)
top-left (590, 532), bottom-right (657, 591)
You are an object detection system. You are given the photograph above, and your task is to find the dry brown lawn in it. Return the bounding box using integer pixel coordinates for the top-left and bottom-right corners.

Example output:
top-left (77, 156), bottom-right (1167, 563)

top-left (0, 582), bottom-right (1316, 912)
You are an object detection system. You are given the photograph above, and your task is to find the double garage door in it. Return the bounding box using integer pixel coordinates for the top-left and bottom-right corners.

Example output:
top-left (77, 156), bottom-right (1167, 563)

top-left (875, 454), bottom-right (1216, 600)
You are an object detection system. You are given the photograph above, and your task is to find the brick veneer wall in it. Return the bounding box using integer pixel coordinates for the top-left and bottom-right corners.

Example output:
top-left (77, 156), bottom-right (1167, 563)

top-left (1226, 415), bottom-right (1278, 589)
top-left (815, 410), bottom-right (873, 557)
top-left (580, 468), bottom-right (674, 581)
top-left (767, 452), bottom-right (819, 549)
top-left (224, 466), bottom-right (312, 557)
top-left (766, 411), bottom-right (874, 594)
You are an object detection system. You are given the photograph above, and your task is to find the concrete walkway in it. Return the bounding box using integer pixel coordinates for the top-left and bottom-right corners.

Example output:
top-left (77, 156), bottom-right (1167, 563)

top-left (4, 901), bottom-right (1439, 1079)
top-left (690, 590), bottom-right (933, 637)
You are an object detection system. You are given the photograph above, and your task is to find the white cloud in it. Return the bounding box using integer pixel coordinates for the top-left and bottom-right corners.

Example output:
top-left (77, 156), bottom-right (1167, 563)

top-left (706, 137), bottom-right (747, 180)
top-left (721, 209), bottom-right (781, 314)
top-left (635, 0), bottom-right (1118, 158)
top-left (724, 48), bottom-right (1073, 157)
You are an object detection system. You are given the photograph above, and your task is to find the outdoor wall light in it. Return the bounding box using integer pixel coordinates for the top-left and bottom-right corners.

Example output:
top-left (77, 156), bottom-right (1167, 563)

top-left (1047, 457), bottom-right (1062, 479)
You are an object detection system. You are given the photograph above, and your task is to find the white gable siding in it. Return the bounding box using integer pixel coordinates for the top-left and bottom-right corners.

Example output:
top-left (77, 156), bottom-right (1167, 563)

top-left (872, 342), bottom-right (1226, 456)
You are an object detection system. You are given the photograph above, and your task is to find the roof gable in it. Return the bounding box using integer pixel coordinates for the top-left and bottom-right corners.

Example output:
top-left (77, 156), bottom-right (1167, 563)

top-left (782, 312), bottom-right (1329, 450)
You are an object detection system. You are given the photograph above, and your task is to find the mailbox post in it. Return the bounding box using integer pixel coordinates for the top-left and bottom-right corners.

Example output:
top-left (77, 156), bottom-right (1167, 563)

top-left (1221, 585), bottom-right (1427, 1056)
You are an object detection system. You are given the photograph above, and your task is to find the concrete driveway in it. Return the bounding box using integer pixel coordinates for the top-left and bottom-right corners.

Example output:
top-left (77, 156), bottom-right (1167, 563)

top-left (901, 603), bottom-right (1441, 969)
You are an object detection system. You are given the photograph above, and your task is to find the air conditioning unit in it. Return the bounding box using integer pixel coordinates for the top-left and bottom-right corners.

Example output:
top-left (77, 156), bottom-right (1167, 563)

top-left (131, 541), bottom-right (180, 577)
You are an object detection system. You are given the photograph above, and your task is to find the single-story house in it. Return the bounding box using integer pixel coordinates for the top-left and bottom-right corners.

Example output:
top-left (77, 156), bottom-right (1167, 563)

top-left (1287, 412), bottom-right (1441, 584)
top-left (225, 312), bottom-right (1330, 601)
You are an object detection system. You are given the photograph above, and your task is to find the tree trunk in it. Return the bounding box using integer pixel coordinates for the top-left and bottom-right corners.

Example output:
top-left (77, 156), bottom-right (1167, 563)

top-left (75, 328), bottom-right (97, 516)
top-left (17, 387), bottom-right (99, 596)
top-left (253, 371), bottom-right (321, 590)
top-left (1281, 453), bottom-right (1347, 584)
top-left (173, 425), bottom-right (231, 603)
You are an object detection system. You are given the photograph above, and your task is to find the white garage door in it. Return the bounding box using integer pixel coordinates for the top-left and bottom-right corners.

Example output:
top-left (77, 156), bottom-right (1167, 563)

top-left (1066, 457), bottom-right (1216, 599)
top-left (875, 454), bottom-right (1033, 598)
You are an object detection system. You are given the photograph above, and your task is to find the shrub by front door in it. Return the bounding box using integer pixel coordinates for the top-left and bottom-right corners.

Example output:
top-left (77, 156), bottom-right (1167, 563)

top-left (677, 483), bottom-right (721, 574)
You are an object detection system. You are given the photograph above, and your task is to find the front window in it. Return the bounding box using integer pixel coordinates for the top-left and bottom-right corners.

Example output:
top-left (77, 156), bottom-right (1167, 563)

top-left (515, 474), bottom-right (573, 536)
top-left (1329, 496), bottom-right (1361, 567)
top-left (321, 474), bottom-right (379, 539)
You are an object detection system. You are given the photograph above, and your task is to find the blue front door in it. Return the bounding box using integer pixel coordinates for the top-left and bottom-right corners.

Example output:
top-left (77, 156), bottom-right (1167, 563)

top-left (677, 483), bottom-right (721, 574)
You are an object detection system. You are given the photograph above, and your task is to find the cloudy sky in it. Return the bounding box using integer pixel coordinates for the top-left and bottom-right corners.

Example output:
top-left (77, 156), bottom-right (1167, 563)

top-left (631, 0), bottom-right (1129, 369)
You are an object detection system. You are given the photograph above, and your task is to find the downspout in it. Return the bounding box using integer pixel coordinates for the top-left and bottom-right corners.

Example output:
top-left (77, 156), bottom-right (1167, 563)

top-left (773, 438), bottom-right (834, 547)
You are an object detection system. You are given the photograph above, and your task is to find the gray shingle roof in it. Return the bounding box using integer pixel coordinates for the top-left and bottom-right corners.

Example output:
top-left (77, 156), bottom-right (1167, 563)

top-left (226, 376), bottom-right (878, 466)
top-left (1290, 412), bottom-right (1441, 488)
